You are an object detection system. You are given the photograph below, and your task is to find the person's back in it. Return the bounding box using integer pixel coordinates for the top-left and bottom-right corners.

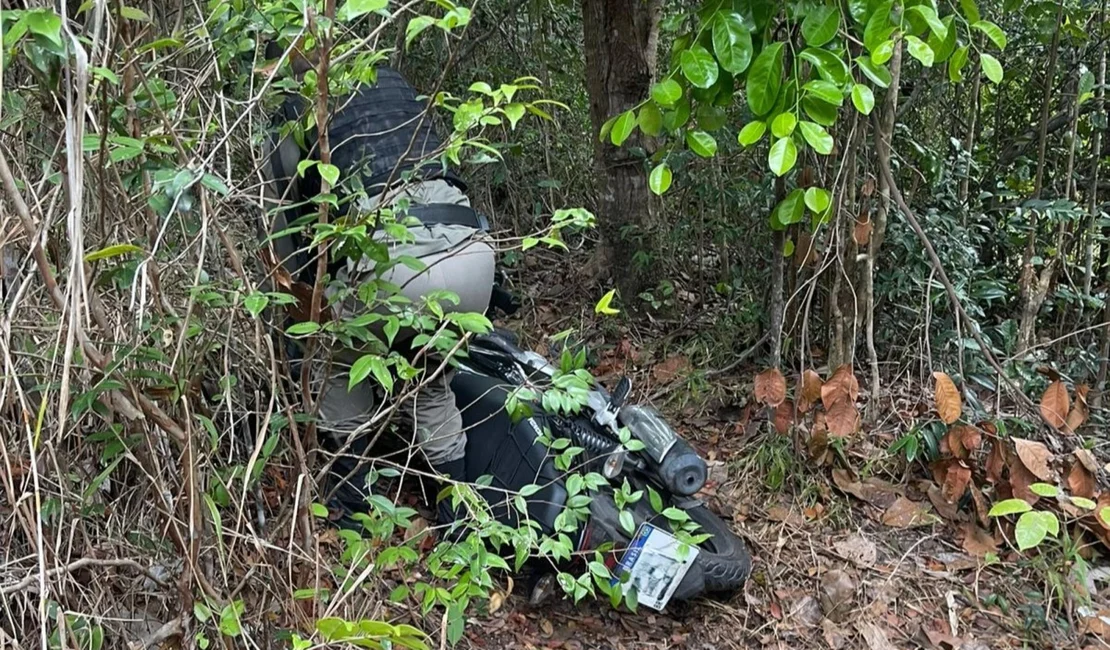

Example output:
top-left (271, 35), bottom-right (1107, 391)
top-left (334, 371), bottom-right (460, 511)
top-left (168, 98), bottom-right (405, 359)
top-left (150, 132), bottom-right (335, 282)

top-left (261, 59), bottom-right (495, 529)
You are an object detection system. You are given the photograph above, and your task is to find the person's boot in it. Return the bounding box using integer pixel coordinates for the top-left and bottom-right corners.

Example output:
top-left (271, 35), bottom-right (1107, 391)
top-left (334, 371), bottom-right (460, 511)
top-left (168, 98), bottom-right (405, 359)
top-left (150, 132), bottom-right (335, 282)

top-left (431, 458), bottom-right (467, 533)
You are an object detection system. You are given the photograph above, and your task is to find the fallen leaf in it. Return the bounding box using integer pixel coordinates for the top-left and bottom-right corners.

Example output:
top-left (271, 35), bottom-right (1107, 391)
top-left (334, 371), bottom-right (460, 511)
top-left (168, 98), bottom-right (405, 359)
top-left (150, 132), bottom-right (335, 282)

top-left (1076, 448), bottom-right (1100, 474)
top-left (834, 533), bottom-right (877, 566)
top-left (927, 485), bottom-right (961, 521)
top-left (941, 463), bottom-right (972, 504)
top-left (923, 619), bottom-right (964, 648)
top-left (1009, 459), bottom-right (1041, 505)
top-left (1068, 462), bottom-right (1097, 499)
top-left (953, 424), bottom-right (982, 453)
top-left (969, 485), bottom-right (990, 526)
top-left (960, 522), bottom-right (998, 557)
top-left (540, 619), bottom-right (554, 636)
top-left (789, 595), bottom-right (823, 628)
top-left (766, 505), bottom-right (806, 527)
top-left (826, 397), bottom-right (860, 437)
top-left (822, 365), bottom-right (860, 408)
top-left (832, 469), bottom-right (902, 509)
top-left (809, 415), bottom-right (830, 463)
top-left (1039, 380), bottom-right (1070, 430)
top-left (1079, 608), bottom-right (1110, 639)
top-left (882, 497), bottom-right (934, 528)
top-left (941, 428), bottom-right (968, 460)
top-left (853, 216), bottom-right (873, 246)
top-left (488, 591), bottom-right (504, 614)
top-left (769, 599), bottom-right (783, 620)
top-left (653, 356), bottom-right (691, 384)
top-left (1065, 384), bottom-right (1090, 434)
top-left (773, 399), bottom-right (794, 434)
top-left (822, 619), bottom-right (851, 650)
top-left (754, 368), bottom-right (787, 407)
top-left (1014, 438), bottom-right (1053, 481)
top-left (798, 369), bottom-right (823, 413)
top-left (820, 570), bottom-right (856, 622)
top-left (933, 372), bottom-right (962, 424)
top-left (986, 441), bottom-right (1005, 484)
top-left (856, 621), bottom-right (896, 650)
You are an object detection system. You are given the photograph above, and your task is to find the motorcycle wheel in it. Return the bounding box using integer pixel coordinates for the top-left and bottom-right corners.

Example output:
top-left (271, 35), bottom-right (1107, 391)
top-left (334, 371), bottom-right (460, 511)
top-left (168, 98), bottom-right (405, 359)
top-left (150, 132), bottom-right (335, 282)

top-left (681, 502), bottom-right (752, 592)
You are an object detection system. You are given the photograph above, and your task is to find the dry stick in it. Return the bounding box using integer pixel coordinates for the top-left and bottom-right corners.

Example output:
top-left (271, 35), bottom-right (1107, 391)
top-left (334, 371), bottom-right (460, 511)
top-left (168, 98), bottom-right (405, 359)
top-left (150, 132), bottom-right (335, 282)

top-left (1, 557), bottom-right (164, 595)
top-left (876, 154), bottom-right (1037, 416)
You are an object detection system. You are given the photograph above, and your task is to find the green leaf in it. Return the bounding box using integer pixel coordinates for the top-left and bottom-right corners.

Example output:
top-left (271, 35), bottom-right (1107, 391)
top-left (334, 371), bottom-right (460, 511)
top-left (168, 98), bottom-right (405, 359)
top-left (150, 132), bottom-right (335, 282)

top-left (687, 130), bottom-right (718, 158)
top-left (1100, 507), bottom-right (1110, 527)
top-left (595, 289), bottom-right (620, 315)
top-left (243, 292), bottom-right (268, 317)
top-left (800, 48), bottom-right (850, 85)
top-left (680, 45), bottom-right (719, 89)
top-left (619, 509), bottom-right (635, 534)
top-left (610, 110), bottom-right (637, 146)
top-left (863, 1), bottom-right (894, 53)
top-left (296, 160), bottom-right (317, 177)
top-left (906, 35), bottom-right (934, 67)
top-left (803, 80), bottom-right (844, 106)
top-left (120, 6), bottom-right (151, 21)
top-left (85, 243), bottom-right (142, 262)
top-left (805, 187), bottom-right (831, 213)
top-left (345, 0), bottom-right (387, 18)
top-left (908, 6), bottom-right (947, 41)
top-left (771, 189), bottom-right (806, 229)
top-left (872, 39), bottom-right (895, 65)
top-left (405, 15), bottom-right (435, 47)
top-left (851, 84), bottom-right (875, 115)
top-left (318, 163), bottom-right (340, 187)
top-left (638, 103), bottom-right (663, 136)
top-left (1015, 511), bottom-right (1058, 551)
top-left (855, 56), bottom-right (892, 88)
top-left (200, 174), bottom-right (230, 196)
top-left (801, 5), bottom-right (840, 47)
top-left (1071, 496), bottom-right (1097, 510)
top-left (712, 12), bottom-right (753, 74)
top-left (948, 46), bottom-right (970, 83)
top-left (747, 42), bottom-right (784, 116)
top-left (980, 53), bottom-right (1003, 83)
top-left (768, 137), bottom-right (797, 176)
top-left (651, 78), bottom-right (683, 107)
top-left (1029, 483), bottom-right (1059, 497)
top-left (798, 121), bottom-right (833, 155)
top-left (310, 503), bottom-right (329, 518)
top-left (446, 311), bottom-right (493, 334)
top-left (960, 0), bottom-right (981, 25)
top-left (771, 112), bottom-right (797, 138)
top-left (738, 121), bottom-right (767, 146)
top-left (972, 20), bottom-right (1007, 50)
top-left (26, 10), bottom-right (63, 46)
top-left (286, 321), bottom-right (320, 336)
top-left (503, 103), bottom-right (526, 130)
top-left (349, 354), bottom-right (378, 390)
top-left (988, 498), bottom-right (1032, 516)
top-left (802, 95), bottom-right (839, 126)
top-left (929, 16), bottom-right (958, 63)
top-left (91, 67), bottom-right (120, 84)
top-left (649, 163), bottom-right (673, 195)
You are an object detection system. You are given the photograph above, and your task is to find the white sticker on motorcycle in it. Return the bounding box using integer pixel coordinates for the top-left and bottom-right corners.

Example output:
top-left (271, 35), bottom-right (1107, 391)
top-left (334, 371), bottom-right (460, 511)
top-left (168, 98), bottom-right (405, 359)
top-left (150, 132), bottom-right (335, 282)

top-left (612, 523), bottom-right (699, 611)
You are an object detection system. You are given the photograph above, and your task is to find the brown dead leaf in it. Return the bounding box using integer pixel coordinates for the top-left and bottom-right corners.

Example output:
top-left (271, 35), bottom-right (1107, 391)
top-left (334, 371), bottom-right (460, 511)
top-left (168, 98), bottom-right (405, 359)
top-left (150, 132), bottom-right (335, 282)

top-left (969, 485), bottom-right (990, 526)
top-left (954, 424), bottom-right (982, 452)
top-left (856, 621), bottom-right (896, 650)
top-left (927, 485), bottom-right (961, 521)
top-left (930, 458), bottom-right (959, 487)
top-left (1079, 609), bottom-right (1110, 639)
top-left (766, 506), bottom-right (806, 527)
top-left (986, 441), bottom-right (1005, 484)
top-left (794, 233), bottom-right (819, 267)
top-left (1067, 461), bottom-right (1097, 499)
top-left (834, 533), bottom-right (878, 567)
top-left (772, 399), bottom-right (794, 434)
top-left (881, 497), bottom-right (934, 528)
top-left (1076, 448), bottom-right (1100, 474)
top-left (861, 178), bottom-right (877, 197)
top-left (960, 522), bottom-right (998, 557)
top-left (1039, 380), bottom-right (1070, 430)
top-left (754, 368), bottom-right (787, 407)
top-left (826, 397), bottom-right (860, 437)
top-left (488, 591), bottom-right (504, 614)
top-left (933, 372), bottom-right (962, 424)
top-left (1014, 438), bottom-right (1053, 481)
top-left (652, 356), bottom-right (691, 384)
top-left (853, 216), bottom-right (873, 246)
top-left (820, 570), bottom-right (856, 622)
top-left (941, 463), bottom-right (972, 504)
top-left (1065, 384), bottom-right (1090, 434)
top-left (822, 619), bottom-right (851, 650)
top-left (832, 469), bottom-right (901, 509)
top-left (941, 429), bottom-right (968, 460)
top-left (822, 365), bottom-right (860, 408)
top-left (1009, 459), bottom-right (1041, 505)
top-left (539, 619), bottom-right (554, 636)
top-left (809, 414), bottom-right (830, 463)
top-left (797, 369), bottom-right (823, 413)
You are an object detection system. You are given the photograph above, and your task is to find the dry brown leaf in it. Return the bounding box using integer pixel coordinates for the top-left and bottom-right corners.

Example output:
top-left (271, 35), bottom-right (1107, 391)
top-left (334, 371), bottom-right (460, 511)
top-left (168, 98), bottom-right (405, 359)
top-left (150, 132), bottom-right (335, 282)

top-left (1039, 380), bottom-right (1070, 430)
top-left (826, 397), bottom-right (860, 437)
top-left (809, 414), bottom-right (830, 463)
top-left (933, 372), bottom-right (962, 424)
top-left (772, 399), bottom-right (794, 434)
top-left (766, 505), bottom-right (806, 527)
top-left (855, 621), bottom-right (896, 650)
top-left (488, 591), bottom-right (504, 614)
top-left (927, 485), bottom-right (961, 521)
top-left (853, 216), bottom-right (873, 246)
top-left (793, 233), bottom-right (819, 267)
top-left (881, 497), bottom-right (934, 528)
top-left (821, 365), bottom-right (860, 408)
top-left (861, 178), bottom-right (877, 198)
top-left (1076, 448), bottom-right (1100, 473)
top-left (1067, 461), bottom-right (1097, 499)
top-left (652, 355), bottom-right (691, 384)
top-left (941, 429), bottom-right (968, 460)
top-left (833, 533), bottom-right (878, 566)
top-left (941, 463), bottom-right (972, 504)
top-left (1065, 384), bottom-right (1090, 434)
top-left (822, 619), bottom-right (851, 650)
top-left (986, 441), bottom-right (1005, 484)
top-left (1013, 438), bottom-right (1053, 481)
top-left (1009, 459), bottom-right (1041, 505)
top-left (832, 469), bottom-right (901, 509)
top-left (960, 522), bottom-right (998, 557)
top-left (955, 424), bottom-right (982, 452)
top-left (820, 570), bottom-right (856, 622)
top-left (797, 369), bottom-right (823, 413)
top-left (969, 485), bottom-right (990, 526)
top-left (754, 368), bottom-right (787, 407)
top-left (930, 457), bottom-right (960, 487)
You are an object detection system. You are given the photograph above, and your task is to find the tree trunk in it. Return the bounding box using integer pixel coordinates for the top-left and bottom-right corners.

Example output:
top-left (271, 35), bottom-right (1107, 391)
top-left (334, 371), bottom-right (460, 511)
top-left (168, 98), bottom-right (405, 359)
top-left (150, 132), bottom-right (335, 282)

top-left (1017, 2), bottom-right (1065, 355)
top-left (1083, 8), bottom-right (1106, 305)
top-left (865, 41), bottom-right (902, 416)
top-left (958, 65), bottom-right (981, 211)
top-left (769, 177), bottom-right (787, 367)
top-left (581, 0), bottom-right (662, 299)
top-left (828, 115), bottom-right (863, 370)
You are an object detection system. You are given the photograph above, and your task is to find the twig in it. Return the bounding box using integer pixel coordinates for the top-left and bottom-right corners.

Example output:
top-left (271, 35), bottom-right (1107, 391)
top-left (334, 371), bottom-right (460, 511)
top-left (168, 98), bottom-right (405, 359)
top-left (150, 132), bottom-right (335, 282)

top-left (1, 558), bottom-right (161, 595)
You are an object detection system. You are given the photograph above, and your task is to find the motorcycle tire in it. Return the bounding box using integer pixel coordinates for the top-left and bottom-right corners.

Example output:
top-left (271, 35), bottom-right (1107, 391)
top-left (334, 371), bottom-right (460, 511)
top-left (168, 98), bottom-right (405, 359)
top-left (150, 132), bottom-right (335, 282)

top-left (682, 502), bottom-right (752, 592)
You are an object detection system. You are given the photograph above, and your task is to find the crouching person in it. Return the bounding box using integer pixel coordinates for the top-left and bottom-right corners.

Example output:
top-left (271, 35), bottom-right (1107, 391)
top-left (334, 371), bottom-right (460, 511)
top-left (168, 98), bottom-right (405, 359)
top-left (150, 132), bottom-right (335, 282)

top-left (260, 55), bottom-right (495, 529)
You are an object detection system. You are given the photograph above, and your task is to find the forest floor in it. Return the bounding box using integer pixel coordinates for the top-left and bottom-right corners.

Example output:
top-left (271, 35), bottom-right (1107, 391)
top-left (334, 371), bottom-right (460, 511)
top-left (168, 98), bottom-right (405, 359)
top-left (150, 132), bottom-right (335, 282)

top-left (448, 251), bottom-right (1110, 650)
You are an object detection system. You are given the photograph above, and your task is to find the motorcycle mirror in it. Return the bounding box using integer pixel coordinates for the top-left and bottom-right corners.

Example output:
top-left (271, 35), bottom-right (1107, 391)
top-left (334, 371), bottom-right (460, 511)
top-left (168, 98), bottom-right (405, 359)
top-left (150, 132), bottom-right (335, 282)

top-left (610, 376), bottom-right (632, 409)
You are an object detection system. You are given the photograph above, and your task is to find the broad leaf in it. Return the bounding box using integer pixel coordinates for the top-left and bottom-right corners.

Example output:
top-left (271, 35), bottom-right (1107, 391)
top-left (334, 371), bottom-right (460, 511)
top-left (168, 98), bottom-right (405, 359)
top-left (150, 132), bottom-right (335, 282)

top-left (906, 35), bottom-right (935, 67)
top-left (651, 78), bottom-right (683, 106)
top-left (929, 15), bottom-right (958, 63)
top-left (712, 12), bottom-right (754, 74)
top-left (771, 112), bottom-right (797, 138)
top-left (805, 187), bottom-right (831, 213)
top-left (319, 163), bottom-right (340, 187)
top-left (737, 121), bottom-right (767, 146)
top-left (980, 53), bottom-right (1003, 83)
top-left (960, 0), bottom-right (981, 23)
top-left (908, 5), bottom-right (947, 41)
top-left (344, 0), bottom-right (387, 18)
top-left (804, 80), bottom-right (844, 106)
top-left (349, 355), bottom-right (378, 390)
top-left (801, 48), bottom-right (850, 85)
top-left (801, 5), bottom-right (840, 47)
top-left (680, 45), bottom-right (719, 89)
top-left (1029, 483), bottom-right (1059, 498)
top-left (948, 46), bottom-right (970, 82)
top-left (610, 110), bottom-right (637, 146)
top-left (286, 321), bottom-right (320, 336)
top-left (802, 96), bottom-right (839, 126)
top-left (771, 189), bottom-right (806, 229)
top-left (988, 498), bottom-right (1032, 516)
top-left (933, 372), bottom-right (962, 424)
top-left (649, 163), bottom-right (672, 195)
top-left (863, 1), bottom-right (894, 53)
top-left (856, 56), bottom-right (892, 88)
top-left (972, 20), bottom-right (1007, 50)
top-left (851, 84), bottom-right (875, 115)
top-left (25, 9), bottom-right (63, 46)
top-left (1015, 511), bottom-right (1058, 551)
top-left (872, 39), bottom-right (895, 65)
top-left (747, 42), bottom-right (785, 116)
top-left (638, 103), bottom-right (663, 136)
top-left (768, 137), bottom-right (797, 176)
top-left (798, 121), bottom-right (833, 155)
top-left (686, 131), bottom-right (718, 157)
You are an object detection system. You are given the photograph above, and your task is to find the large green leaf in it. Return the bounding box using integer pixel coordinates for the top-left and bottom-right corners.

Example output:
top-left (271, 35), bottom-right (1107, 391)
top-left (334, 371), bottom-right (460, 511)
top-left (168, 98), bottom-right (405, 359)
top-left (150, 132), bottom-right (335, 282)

top-left (802, 95), bottom-right (839, 126)
top-left (906, 35), bottom-right (934, 67)
top-left (872, 39), bottom-right (895, 65)
top-left (804, 80), bottom-right (844, 106)
top-left (746, 42), bottom-right (785, 116)
top-left (610, 110), bottom-right (637, 146)
top-left (344, 0), bottom-right (388, 19)
top-left (650, 78), bottom-right (683, 107)
top-left (638, 103), bottom-right (663, 136)
top-left (771, 112), bottom-right (797, 138)
top-left (649, 163), bottom-right (672, 195)
top-left (805, 187), bottom-right (831, 213)
top-left (907, 5), bottom-right (947, 41)
top-left (948, 46), bottom-right (970, 82)
top-left (712, 12), bottom-right (754, 74)
top-left (771, 189), bottom-right (806, 229)
top-left (768, 137), bottom-right (797, 176)
top-left (1015, 511), bottom-right (1059, 551)
top-left (800, 48), bottom-right (851, 85)
top-left (980, 53), bottom-right (1003, 83)
top-left (988, 498), bottom-right (1032, 516)
top-left (801, 5), bottom-right (840, 47)
top-left (972, 20), bottom-right (1008, 50)
top-left (25, 9), bottom-right (62, 47)
top-left (799, 121), bottom-right (834, 155)
top-left (696, 103), bottom-right (728, 130)
top-left (686, 130), bottom-right (718, 157)
top-left (855, 56), bottom-right (892, 88)
top-left (851, 83), bottom-right (875, 115)
top-left (960, 0), bottom-right (981, 24)
top-left (737, 121), bottom-right (767, 146)
top-left (929, 15), bottom-right (958, 63)
top-left (681, 45), bottom-right (720, 89)
top-left (863, 1), bottom-right (894, 53)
